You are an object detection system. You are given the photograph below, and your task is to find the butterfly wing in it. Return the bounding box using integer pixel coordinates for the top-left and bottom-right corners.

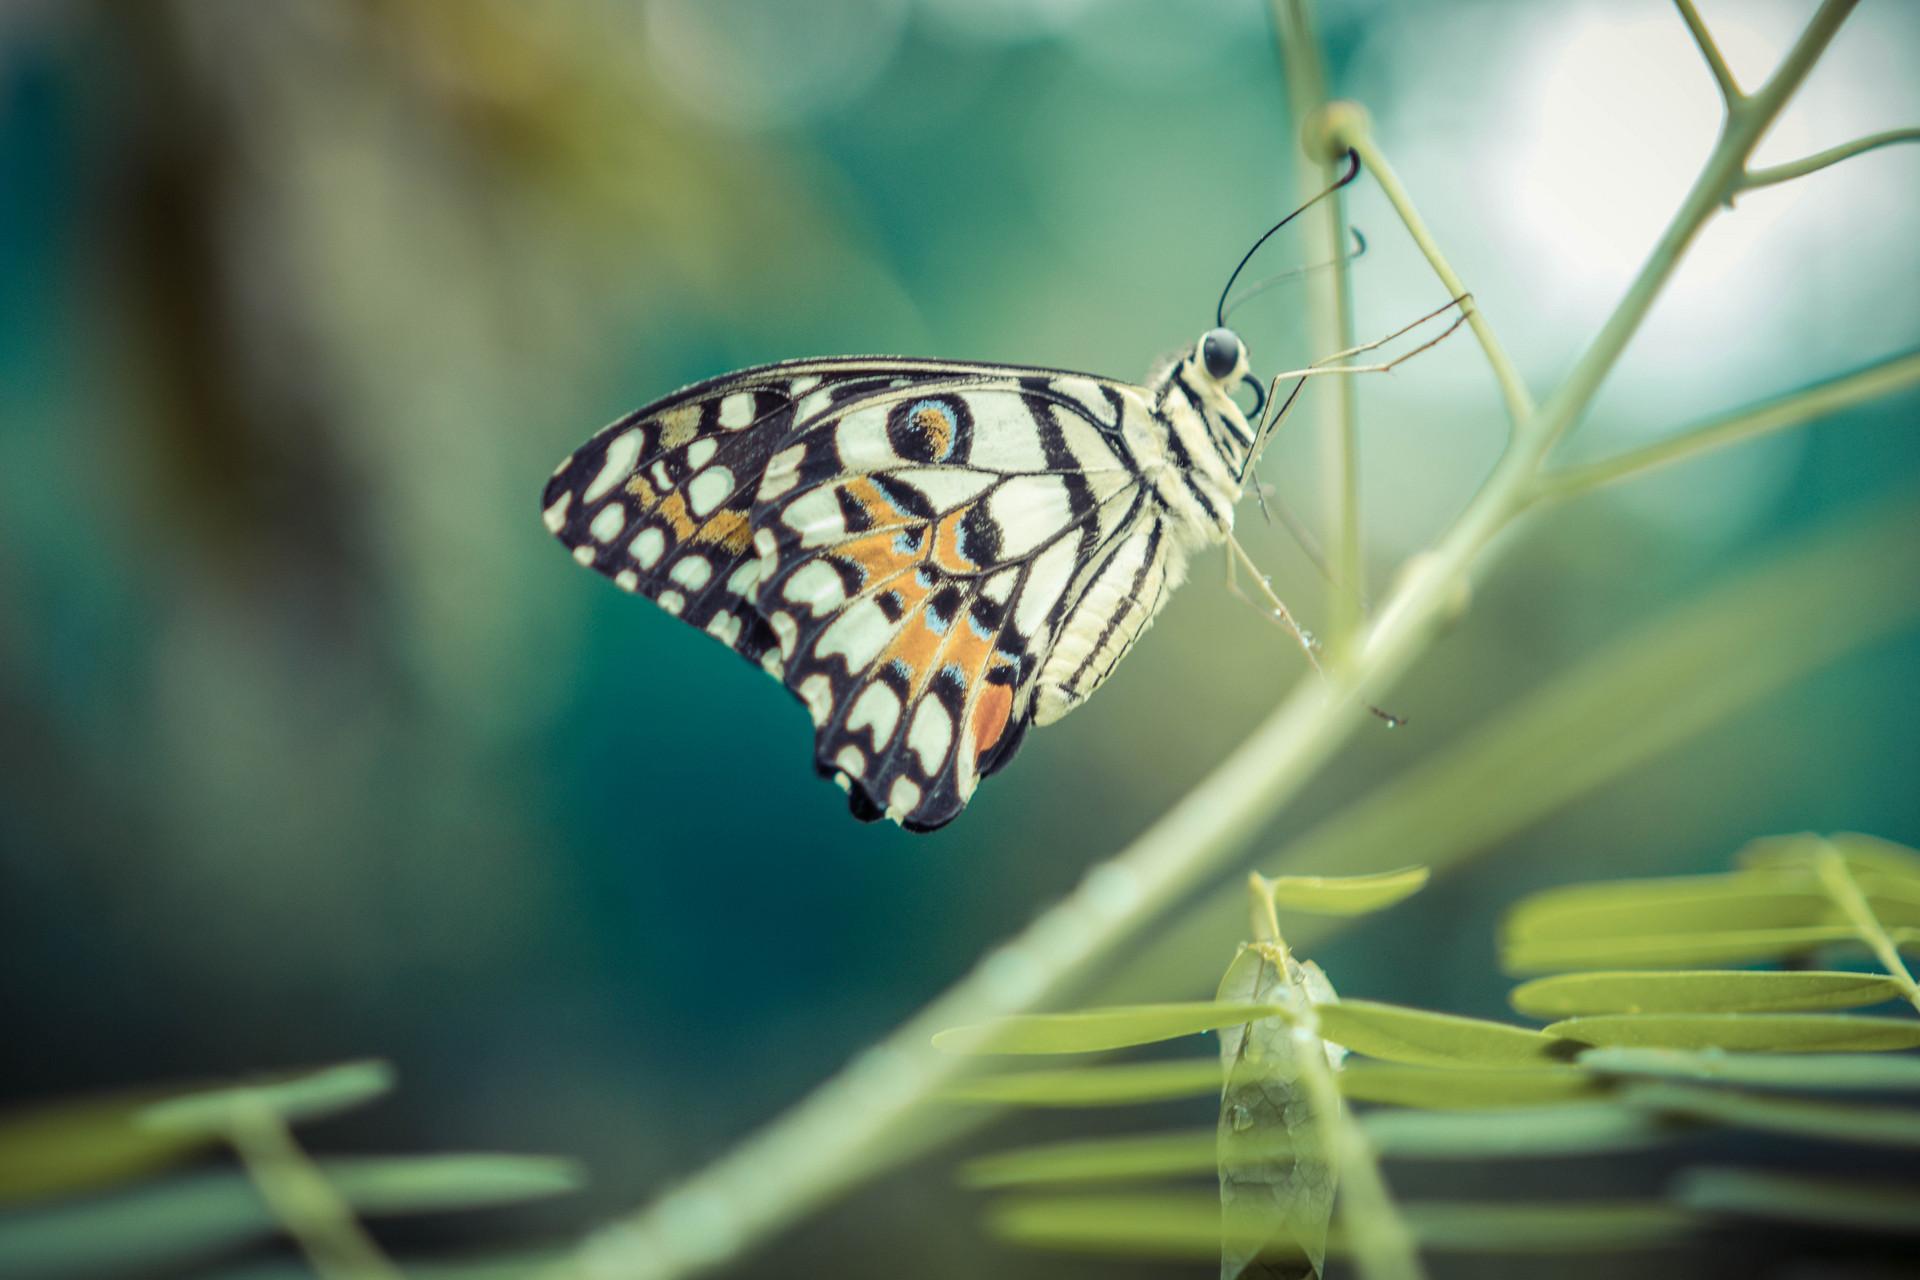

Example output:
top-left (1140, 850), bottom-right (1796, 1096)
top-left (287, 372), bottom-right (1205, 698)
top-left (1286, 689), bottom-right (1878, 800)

top-left (542, 358), bottom-right (978, 665)
top-left (545, 359), bottom-right (1176, 831)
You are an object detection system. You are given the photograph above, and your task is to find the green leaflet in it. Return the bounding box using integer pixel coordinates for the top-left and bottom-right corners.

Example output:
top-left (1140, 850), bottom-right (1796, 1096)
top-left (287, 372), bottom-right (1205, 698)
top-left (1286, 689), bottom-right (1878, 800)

top-left (1360, 1104), bottom-right (1668, 1159)
top-left (1502, 925), bottom-right (1895, 973)
top-left (1579, 1046), bottom-right (1920, 1091)
top-left (0, 1156), bottom-right (580, 1280)
top-left (1259, 866), bottom-right (1430, 916)
top-left (939, 1060), bottom-right (1222, 1107)
top-left (1338, 1062), bottom-right (1602, 1109)
top-left (985, 1193), bottom-right (1697, 1259)
top-left (136, 1061), bottom-right (395, 1136)
top-left (1625, 1081), bottom-right (1920, 1148)
top-left (960, 1130), bottom-right (1294, 1189)
top-left (1314, 1001), bottom-right (1571, 1068)
top-left (1675, 1167), bottom-right (1920, 1234)
top-left (1546, 1012), bottom-right (1920, 1052)
top-left (1509, 970), bottom-right (1907, 1016)
top-left (932, 1003), bottom-right (1289, 1056)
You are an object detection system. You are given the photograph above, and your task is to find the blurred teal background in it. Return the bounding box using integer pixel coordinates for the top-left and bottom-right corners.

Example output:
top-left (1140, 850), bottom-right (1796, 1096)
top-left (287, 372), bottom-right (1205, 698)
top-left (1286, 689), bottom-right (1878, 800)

top-left (2, 1), bottom-right (1917, 1275)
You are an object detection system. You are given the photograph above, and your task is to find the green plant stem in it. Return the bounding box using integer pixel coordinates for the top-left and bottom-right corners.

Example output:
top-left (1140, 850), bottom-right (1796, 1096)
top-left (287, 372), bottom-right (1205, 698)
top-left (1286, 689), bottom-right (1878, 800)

top-left (223, 1099), bottom-right (401, 1280)
top-left (1674, 0), bottom-right (1742, 104)
top-left (1527, 348), bottom-right (1920, 507)
top-left (1273, 0), bottom-right (1364, 654)
top-left (556, 6), bottom-right (1873, 1278)
top-left (1814, 844), bottom-right (1920, 1016)
top-left (1743, 127), bottom-right (1920, 191)
top-left (1336, 129), bottom-right (1535, 430)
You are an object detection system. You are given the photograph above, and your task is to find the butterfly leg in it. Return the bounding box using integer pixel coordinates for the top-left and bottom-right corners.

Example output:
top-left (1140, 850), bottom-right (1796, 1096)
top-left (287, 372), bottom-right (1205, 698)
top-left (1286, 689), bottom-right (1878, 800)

top-left (1224, 532), bottom-right (1406, 728)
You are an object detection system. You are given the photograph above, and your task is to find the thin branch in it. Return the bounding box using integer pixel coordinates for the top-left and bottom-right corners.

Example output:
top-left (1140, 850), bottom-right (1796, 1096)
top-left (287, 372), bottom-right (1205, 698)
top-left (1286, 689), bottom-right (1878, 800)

top-left (1675, 0), bottom-right (1742, 104)
top-left (1272, 0), bottom-right (1365, 656)
top-left (1813, 843), bottom-right (1920, 1016)
top-left (224, 1099), bottom-right (402, 1280)
top-left (1742, 126), bottom-right (1920, 191)
top-left (1333, 123), bottom-right (1536, 430)
top-left (1527, 348), bottom-right (1920, 507)
top-left (1527, 0), bottom-right (1859, 460)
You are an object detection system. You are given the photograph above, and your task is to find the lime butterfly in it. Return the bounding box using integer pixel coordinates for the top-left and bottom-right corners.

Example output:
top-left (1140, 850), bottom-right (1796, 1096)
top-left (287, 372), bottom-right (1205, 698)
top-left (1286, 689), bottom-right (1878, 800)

top-left (542, 159), bottom-right (1368, 831)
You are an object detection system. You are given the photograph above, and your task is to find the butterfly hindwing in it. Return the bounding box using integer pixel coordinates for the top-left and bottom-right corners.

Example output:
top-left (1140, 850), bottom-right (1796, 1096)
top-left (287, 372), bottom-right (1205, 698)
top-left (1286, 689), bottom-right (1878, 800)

top-left (751, 378), bottom-right (1157, 830)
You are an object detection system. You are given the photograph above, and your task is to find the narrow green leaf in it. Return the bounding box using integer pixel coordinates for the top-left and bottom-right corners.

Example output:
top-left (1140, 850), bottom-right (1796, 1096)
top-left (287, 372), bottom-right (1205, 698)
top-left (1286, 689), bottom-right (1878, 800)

top-left (1502, 871), bottom-right (1828, 940)
top-left (1260, 866), bottom-right (1430, 915)
top-left (1314, 1000), bottom-right (1571, 1068)
top-left (1339, 1062), bottom-right (1603, 1109)
top-left (939, 1060), bottom-right (1221, 1107)
top-left (1676, 1167), bottom-right (1920, 1234)
top-left (137, 1062), bottom-right (394, 1135)
top-left (0, 1155), bottom-right (577, 1280)
top-left (1547, 1013), bottom-right (1920, 1052)
top-left (986, 1192), bottom-right (1279, 1261)
top-left (1741, 832), bottom-right (1920, 882)
top-left (1503, 925), bottom-right (1892, 973)
top-left (1389, 1200), bottom-right (1697, 1254)
top-left (932, 1004), bottom-right (1286, 1056)
top-left (0, 1090), bottom-right (214, 1204)
top-left (1510, 970), bottom-right (1907, 1016)
top-left (1363, 1104), bottom-right (1669, 1159)
top-left (961, 1131), bottom-right (1271, 1189)
top-left (986, 1193), bottom-right (1697, 1259)
top-left (1580, 1046), bottom-right (1920, 1091)
top-left (323, 1155), bottom-right (585, 1212)
top-left (1625, 1082), bottom-right (1920, 1148)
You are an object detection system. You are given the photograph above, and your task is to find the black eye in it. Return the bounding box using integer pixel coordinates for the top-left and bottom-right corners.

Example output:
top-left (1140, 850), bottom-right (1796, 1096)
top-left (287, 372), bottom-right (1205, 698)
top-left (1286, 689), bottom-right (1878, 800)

top-left (1200, 327), bottom-right (1242, 380)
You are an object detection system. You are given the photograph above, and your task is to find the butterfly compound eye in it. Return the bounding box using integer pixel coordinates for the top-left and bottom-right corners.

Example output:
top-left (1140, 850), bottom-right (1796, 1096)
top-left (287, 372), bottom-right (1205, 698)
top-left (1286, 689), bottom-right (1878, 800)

top-left (1200, 327), bottom-right (1243, 381)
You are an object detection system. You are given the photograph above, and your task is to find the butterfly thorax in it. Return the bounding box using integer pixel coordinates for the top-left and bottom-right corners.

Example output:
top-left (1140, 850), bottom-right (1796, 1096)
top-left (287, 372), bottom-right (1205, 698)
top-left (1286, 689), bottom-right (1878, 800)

top-left (1131, 354), bottom-right (1255, 547)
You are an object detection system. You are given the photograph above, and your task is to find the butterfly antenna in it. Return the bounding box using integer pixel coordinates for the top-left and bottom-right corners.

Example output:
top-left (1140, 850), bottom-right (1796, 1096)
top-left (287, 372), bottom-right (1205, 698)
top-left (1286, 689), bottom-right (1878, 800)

top-left (1216, 149), bottom-right (1362, 329)
top-left (1221, 227), bottom-right (1368, 323)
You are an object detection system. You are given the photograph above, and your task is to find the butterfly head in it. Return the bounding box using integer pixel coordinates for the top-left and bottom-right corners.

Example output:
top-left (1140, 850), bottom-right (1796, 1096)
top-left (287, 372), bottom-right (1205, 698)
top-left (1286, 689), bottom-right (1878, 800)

top-left (1185, 325), bottom-right (1266, 461)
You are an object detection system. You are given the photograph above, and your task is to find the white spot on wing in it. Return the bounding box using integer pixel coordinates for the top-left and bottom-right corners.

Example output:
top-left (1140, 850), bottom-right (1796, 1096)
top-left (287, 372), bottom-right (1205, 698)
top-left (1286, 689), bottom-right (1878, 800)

top-left (759, 444), bottom-right (805, 502)
top-left (706, 611), bottom-right (743, 647)
top-left (1016, 538), bottom-right (1079, 637)
top-left (788, 375), bottom-right (821, 396)
top-left (781, 487), bottom-right (848, 547)
top-left (847, 683), bottom-right (902, 746)
top-left (585, 430), bottom-right (643, 502)
top-left (831, 402), bottom-right (904, 471)
top-left (887, 777), bottom-right (921, 821)
top-left (631, 527), bottom-right (666, 568)
top-left (590, 503), bottom-right (626, 543)
top-left (658, 589), bottom-right (685, 616)
top-left (783, 559), bottom-right (847, 614)
top-left (799, 673), bottom-right (835, 727)
top-left (987, 474), bottom-right (1074, 558)
top-left (670, 555), bottom-right (712, 590)
top-left (1051, 376), bottom-right (1117, 427)
top-left (816, 597), bottom-right (891, 671)
top-left (908, 698), bottom-right (954, 772)
top-left (571, 544), bottom-right (596, 566)
top-left (892, 467), bottom-right (995, 513)
top-left (718, 393), bottom-right (756, 429)
top-left (686, 437), bottom-right (717, 470)
top-left (688, 466), bottom-right (734, 517)
top-left (543, 491), bottom-right (573, 533)
top-left (835, 744), bottom-right (866, 778)
top-left (769, 611), bottom-right (799, 659)
top-left (614, 569), bottom-right (640, 593)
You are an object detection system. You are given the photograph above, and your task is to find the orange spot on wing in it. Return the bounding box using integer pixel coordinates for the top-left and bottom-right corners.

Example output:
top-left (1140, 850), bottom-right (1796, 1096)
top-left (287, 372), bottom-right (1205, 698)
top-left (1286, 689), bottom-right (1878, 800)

top-left (836, 529), bottom-right (924, 588)
top-left (971, 682), bottom-right (1013, 758)
top-left (931, 508), bottom-right (975, 573)
top-left (843, 478), bottom-right (915, 530)
top-left (695, 508), bottom-right (753, 555)
top-left (625, 474), bottom-right (698, 541)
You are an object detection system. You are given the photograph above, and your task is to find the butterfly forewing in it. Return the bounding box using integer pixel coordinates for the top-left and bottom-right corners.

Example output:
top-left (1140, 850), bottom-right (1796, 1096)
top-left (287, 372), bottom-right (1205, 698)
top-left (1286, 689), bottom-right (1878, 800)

top-left (545, 358), bottom-right (1184, 831)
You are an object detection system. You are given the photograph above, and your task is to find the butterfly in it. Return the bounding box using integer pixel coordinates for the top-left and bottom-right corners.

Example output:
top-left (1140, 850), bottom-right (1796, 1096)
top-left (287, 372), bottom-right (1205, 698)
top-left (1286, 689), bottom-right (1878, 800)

top-left (542, 159), bottom-right (1365, 832)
